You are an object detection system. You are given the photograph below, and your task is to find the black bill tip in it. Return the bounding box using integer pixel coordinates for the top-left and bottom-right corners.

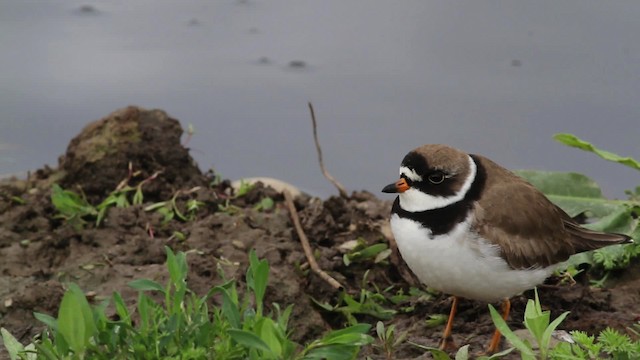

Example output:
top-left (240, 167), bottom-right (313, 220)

top-left (382, 183), bottom-right (397, 193)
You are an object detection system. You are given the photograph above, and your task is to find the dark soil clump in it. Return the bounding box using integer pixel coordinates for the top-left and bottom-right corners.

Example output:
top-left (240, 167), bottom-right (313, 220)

top-left (59, 106), bottom-right (208, 202)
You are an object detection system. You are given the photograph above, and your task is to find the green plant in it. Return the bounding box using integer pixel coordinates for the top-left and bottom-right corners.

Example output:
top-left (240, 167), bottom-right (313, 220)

top-left (51, 184), bottom-right (98, 230)
top-left (424, 314), bottom-right (448, 328)
top-left (550, 327), bottom-right (640, 359)
top-left (235, 180), bottom-right (254, 198)
top-left (341, 239), bottom-right (391, 266)
top-left (51, 166), bottom-right (160, 229)
top-left (314, 288), bottom-right (397, 326)
top-left (313, 271), bottom-right (397, 325)
top-left (489, 289), bottom-right (569, 360)
top-left (253, 197), bottom-right (275, 212)
top-left (515, 134), bottom-right (639, 276)
top-left (374, 321), bottom-right (408, 360)
top-left (409, 343), bottom-right (513, 360)
top-left (144, 187), bottom-right (204, 223)
top-left (1, 248), bottom-right (373, 359)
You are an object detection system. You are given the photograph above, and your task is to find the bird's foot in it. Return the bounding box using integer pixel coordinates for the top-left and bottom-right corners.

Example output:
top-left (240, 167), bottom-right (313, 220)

top-left (438, 336), bottom-right (458, 352)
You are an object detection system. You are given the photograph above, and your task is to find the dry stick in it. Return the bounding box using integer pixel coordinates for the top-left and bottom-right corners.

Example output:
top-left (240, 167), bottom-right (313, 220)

top-left (283, 190), bottom-right (343, 290)
top-left (308, 102), bottom-right (349, 199)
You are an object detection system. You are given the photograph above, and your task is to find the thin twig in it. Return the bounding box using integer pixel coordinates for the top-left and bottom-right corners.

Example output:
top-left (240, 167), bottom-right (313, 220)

top-left (283, 190), bottom-right (343, 290)
top-left (308, 102), bottom-right (349, 199)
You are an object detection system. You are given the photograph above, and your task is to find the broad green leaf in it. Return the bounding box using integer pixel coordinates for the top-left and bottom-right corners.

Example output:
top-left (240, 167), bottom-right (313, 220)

top-left (165, 246), bottom-right (187, 287)
top-left (319, 324), bottom-right (373, 346)
top-left (516, 170), bottom-right (625, 217)
top-left (256, 318), bottom-right (282, 356)
top-left (524, 306), bottom-right (550, 342)
top-left (228, 329), bottom-right (272, 353)
top-left (1, 327), bottom-right (24, 360)
top-left (128, 279), bottom-right (166, 293)
top-left (554, 133), bottom-right (640, 171)
top-left (583, 207), bottom-right (637, 234)
top-left (515, 170), bottom-right (604, 198)
top-left (303, 344), bottom-right (359, 360)
top-left (57, 283), bottom-right (96, 356)
top-left (455, 344), bottom-right (470, 360)
top-left (355, 243), bottom-right (388, 259)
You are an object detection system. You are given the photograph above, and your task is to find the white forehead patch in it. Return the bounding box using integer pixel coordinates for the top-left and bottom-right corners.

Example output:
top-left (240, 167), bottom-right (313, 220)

top-left (398, 155), bottom-right (477, 212)
top-left (399, 166), bottom-right (423, 182)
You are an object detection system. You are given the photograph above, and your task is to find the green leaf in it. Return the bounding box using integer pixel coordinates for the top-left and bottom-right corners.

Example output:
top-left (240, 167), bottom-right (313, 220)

top-left (216, 287), bottom-right (241, 329)
top-left (254, 197), bottom-right (275, 211)
top-left (57, 283), bottom-right (96, 356)
top-left (554, 133), bottom-right (640, 171)
top-left (302, 344), bottom-right (359, 360)
top-left (405, 343), bottom-right (452, 360)
top-left (248, 251), bottom-right (269, 315)
top-left (455, 344), bottom-right (470, 360)
top-left (165, 247), bottom-right (187, 287)
top-left (227, 329), bottom-right (272, 353)
top-left (255, 318), bottom-right (282, 356)
top-left (34, 312), bottom-right (57, 331)
top-left (144, 201), bottom-right (168, 211)
top-left (319, 324), bottom-right (373, 346)
top-left (137, 293), bottom-right (152, 332)
top-left (523, 299), bottom-right (550, 343)
top-left (516, 170), bottom-right (603, 198)
top-left (540, 311), bottom-right (570, 354)
top-left (51, 184), bottom-right (96, 217)
top-left (112, 291), bottom-right (131, 325)
top-left (128, 279), bottom-right (166, 293)
top-left (583, 207), bottom-right (636, 234)
top-left (516, 170), bottom-right (625, 218)
top-left (1, 327), bottom-right (25, 360)
top-left (488, 304), bottom-right (535, 359)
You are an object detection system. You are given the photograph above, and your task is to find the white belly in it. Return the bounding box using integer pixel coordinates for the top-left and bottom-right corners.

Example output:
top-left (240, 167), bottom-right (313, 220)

top-left (390, 214), bottom-right (555, 302)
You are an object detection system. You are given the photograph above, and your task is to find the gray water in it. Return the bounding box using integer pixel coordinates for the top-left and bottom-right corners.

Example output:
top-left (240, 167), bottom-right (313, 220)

top-left (1, 1), bottom-right (638, 198)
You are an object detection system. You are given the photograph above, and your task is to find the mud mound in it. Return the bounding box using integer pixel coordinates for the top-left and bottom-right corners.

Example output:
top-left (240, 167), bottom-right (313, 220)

top-left (59, 106), bottom-right (207, 202)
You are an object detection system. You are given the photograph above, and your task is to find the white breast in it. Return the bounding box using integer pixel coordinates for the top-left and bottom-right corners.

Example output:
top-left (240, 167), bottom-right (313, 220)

top-left (390, 214), bottom-right (555, 302)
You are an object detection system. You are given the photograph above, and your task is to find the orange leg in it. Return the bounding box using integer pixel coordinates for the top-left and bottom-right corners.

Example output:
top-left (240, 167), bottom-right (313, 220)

top-left (439, 296), bottom-right (459, 351)
top-left (486, 298), bottom-right (511, 354)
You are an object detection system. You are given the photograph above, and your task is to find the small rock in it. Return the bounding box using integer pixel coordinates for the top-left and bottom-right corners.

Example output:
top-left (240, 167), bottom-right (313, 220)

top-left (288, 60), bottom-right (306, 68)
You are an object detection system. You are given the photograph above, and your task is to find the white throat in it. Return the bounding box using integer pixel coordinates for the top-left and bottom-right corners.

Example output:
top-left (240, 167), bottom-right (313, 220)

top-left (398, 155), bottom-right (477, 212)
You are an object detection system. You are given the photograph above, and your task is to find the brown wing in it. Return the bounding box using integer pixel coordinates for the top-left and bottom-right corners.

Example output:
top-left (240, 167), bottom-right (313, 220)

top-left (471, 156), bottom-right (577, 269)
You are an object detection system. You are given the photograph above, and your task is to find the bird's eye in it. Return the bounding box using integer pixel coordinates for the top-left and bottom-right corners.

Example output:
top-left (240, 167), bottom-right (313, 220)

top-left (428, 172), bottom-right (446, 184)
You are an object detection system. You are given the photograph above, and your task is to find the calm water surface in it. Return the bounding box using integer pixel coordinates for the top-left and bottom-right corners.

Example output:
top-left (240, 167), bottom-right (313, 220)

top-left (1, 1), bottom-right (638, 197)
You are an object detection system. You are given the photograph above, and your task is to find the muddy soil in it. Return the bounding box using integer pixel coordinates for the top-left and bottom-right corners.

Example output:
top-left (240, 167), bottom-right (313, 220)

top-left (1, 107), bottom-right (639, 359)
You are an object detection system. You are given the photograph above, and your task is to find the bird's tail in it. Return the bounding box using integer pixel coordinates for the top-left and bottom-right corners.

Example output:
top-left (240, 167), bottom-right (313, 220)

top-left (564, 220), bottom-right (633, 253)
